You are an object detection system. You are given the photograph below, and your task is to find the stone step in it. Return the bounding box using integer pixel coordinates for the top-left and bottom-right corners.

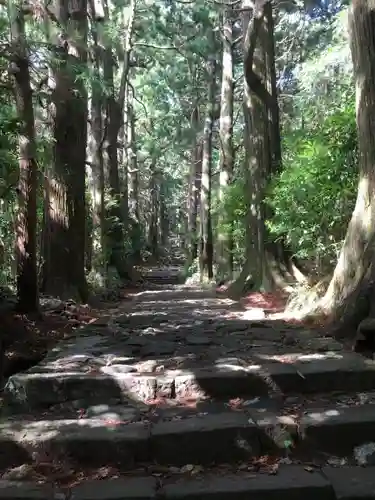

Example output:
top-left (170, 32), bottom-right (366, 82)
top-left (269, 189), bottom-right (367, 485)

top-left (142, 272), bottom-right (182, 285)
top-left (299, 403), bottom-right (375, 455)
top-left (5, 353), bottom-right (375, 410)
top-left (2, 466), bottom-right (375, 499)
top-left (0, 410), bottom-right (262, 469)
top-left (3, 402), bottom-right (375, 469)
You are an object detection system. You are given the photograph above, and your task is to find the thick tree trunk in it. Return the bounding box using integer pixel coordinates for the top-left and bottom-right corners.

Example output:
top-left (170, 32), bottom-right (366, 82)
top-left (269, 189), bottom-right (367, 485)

top-left (321, 0), bottom-right (375, 335)
top-left (9, 6), bottom-right (38, 312)
top-left (148, 163), bottom-right (159, 257)
top-left (217, 6), bottom-right (234, 281)
top-left (229, 0), bottom-right (293, 297)
top-left (43, 0), bottom-right (88, 301)
top-left (127, 97), bottom-right (141, 261)
top-left (199, 58), bottom-right (215, 282)
top-left (186, 106), bottom-right (200, 266)
top-left (102, 0), bottom-right (135, 280)
top-left (88, 0), bottom-right (105, 268)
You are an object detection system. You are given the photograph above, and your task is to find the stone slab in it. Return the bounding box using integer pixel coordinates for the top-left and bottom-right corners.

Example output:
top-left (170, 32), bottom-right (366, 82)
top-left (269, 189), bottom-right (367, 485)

top-left (173, 367), bottom-right (270, 400)
top-left (264, 363), bottom-right (300, 394)
top-left (0, 481), bottom-right (55, 499)
top-left (117, 373), bottom-right (157, 401)
top-left (299, 337), bottom-right (345, 352)
top-left (323, 466), bottom-right (375, 499)
top-left (294, 354), bottom-right (375, 394)
top-left (0, 418), bottom-right (151, 467)
top-left (70, 477), bottom-right (157, 500)
top-left (300, 404), bottom-right (375, 454)
top-left (151, 411), bottom-right (260, 465)
top-left (162, 466), bottom-right (334, 500)
top-left (4, 372), bottom-right (125, 409)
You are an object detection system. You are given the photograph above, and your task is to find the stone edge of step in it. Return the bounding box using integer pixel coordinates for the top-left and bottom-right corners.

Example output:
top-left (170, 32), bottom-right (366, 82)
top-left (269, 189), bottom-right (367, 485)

top-left (2, 403), bottom-right (375, 465)
top-left (6, 352), bottom-right (375, 407)
top-left (0, 466), bottom-right (373, 499)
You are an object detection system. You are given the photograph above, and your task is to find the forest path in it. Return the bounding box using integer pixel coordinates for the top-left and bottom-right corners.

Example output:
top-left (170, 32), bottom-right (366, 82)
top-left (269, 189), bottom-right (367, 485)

top-left (2, 270), bottom-right (375, 498)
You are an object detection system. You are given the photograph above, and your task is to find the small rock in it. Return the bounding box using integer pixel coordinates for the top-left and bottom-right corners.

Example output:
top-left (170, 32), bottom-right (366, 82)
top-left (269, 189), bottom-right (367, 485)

top-left (283, 334), bottom-right (297, 346)
top-left (2, 464), bottom-right (34, 480)
top-left (186, 335), bottom-right (212, 346)
top-left (116, 315), bottom-right (130, 325)
top-left (327, 456), bottom-right (348, 466)
top-left (180, 464), bottom-right (194, 473)
top-left (169, 466), bottom-right (181, 474)
top-left (101, 364), bottom-right (137, 375)
top-left (354, 442), bottom-right (375, 466)
top-left (103, 356), bottom-right (136, 366)
top-left (141, 341), bottom-right (176, 356)
top-left (125, 336), bottom-right (149, 347)
top-left (92, 316), bottom-right (111, 326)
top-left (242, 309), bottom-right (266, 320)
top-left (137, 360), bottom-right (159, 373)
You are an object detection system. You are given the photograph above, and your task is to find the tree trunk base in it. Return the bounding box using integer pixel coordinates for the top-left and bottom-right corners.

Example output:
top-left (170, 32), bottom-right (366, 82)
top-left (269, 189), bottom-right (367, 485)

top-left (321, 258), bottom-right (374, 339)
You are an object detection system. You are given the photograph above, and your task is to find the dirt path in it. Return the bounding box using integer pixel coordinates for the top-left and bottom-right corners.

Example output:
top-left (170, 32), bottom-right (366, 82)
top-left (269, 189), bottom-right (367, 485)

top-left (1, 271), bottom-right (375, 498)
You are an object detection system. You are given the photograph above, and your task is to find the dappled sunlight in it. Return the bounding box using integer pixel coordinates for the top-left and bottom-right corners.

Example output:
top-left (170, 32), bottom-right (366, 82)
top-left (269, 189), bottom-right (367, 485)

top-left (307, 409), bottom-right (340, 423)
top-left (4, 277), bottom-right (375, 485)
top-left (2, 0), bottom-right (375, 488)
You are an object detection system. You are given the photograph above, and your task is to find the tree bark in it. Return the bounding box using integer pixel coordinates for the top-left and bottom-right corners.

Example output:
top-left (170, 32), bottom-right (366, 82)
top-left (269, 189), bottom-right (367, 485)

top-left (88, 0), bottom-right (106, 269)
top-left (199, 57), bottom-right (215, 282)
top-left (148, 163), bottom-right (159, 257)
top-left (229, 0), bottom-right (293, 297)
top-left (159, 177), bottom-right (169, 248)
top-left (186, 105), bottom-right (201, 266)
top-left (9, 4), bottom-right (38, 312)
top-left (321, 0), bottom-right (375, 334)
top-left (217, 5), bottom-right (234, 281)
top-left (102, 0), bottom-right (136, 279)
top-left (127, 94), bottom-right (141, 261)
top-left (42, 0), bottom-right (88, 301)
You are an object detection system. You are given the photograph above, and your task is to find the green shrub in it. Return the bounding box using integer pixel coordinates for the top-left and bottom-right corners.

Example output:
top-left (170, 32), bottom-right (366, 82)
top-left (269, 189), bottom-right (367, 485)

top-left (266, 101), bottom-right (358, 270)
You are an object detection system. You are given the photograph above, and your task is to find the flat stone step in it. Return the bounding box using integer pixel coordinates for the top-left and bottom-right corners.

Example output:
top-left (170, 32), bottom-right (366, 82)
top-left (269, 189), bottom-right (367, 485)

top-left (5, 353), bottom-right (375, 410)
top-left (0, 477), bottom-right (157, 499)
top-left (2, 466), bottom-right (375, 499)
top-left (300, 403), bottom-right (375, 455)
top-left (4, 466), bottom-right (375, 500)
top-left (0, 410), bottom-right (263, 468)
top-left (142, 272), bottom-right (182, 285)
top-left (163, 466), bottom-right (334, 500)
top-left (3, 401), bottom-right (375, 469)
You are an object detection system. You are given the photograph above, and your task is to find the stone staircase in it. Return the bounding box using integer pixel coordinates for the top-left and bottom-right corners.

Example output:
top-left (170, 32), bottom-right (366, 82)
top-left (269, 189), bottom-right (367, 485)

top-left (141, 266), bottom-right (183, 286)
top-left (1, 280), bottom-right (375, 498)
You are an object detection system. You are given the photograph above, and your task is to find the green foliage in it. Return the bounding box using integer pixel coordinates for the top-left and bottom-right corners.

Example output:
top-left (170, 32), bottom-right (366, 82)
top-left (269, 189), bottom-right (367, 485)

top-left (0, 100), bottom-right (19, 287)
top-left (213, 178), bottom-right (247, 268)
top-left (267, 100), bottom-right (358, 269)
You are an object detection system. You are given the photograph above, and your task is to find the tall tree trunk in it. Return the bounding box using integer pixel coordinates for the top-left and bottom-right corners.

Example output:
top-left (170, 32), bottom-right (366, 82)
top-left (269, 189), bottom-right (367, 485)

top-left (9, 4), bottom-right (38, 312)
top-left (186, 105), bottom-right (200, 266)
top-left (148, 163), bottom-right (159, 257)
top-left (42, 0), bottom-right (88, 301)
top-left (89, 0), bottom-right (106, 269)
top-left (159, 177), bottom-right (169, 248)
top-left (199, 57), bottom-right (215, 281)
top-left (229, 0), bottom-right (292, 297)
top-left (321, 0), bottom-right (375, 334)
top-left (127, 95), bottom-right (141, 261)
top-left (217, 6), bottom-right (234, 281)
top-left (102, 0), bottom-right (136, 279)
top-left (264, 2), bottom-right (281, 175)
